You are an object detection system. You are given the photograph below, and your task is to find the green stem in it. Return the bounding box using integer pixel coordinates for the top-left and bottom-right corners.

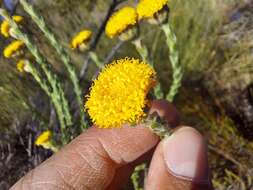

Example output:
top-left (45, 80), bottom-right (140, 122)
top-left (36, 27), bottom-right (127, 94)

top-left (131, 163), bottom-right (146, 190)
top-left (26, 63), bottom-right (51, 95)
top-left (0, 9), bottom-right (70, 143)
top-left (162, 22), bottom-right (183, 102)
top-left (132, 38), bottom-right (150, 64)
top-left (148, 118), bottom-right (172, 139)
top-left (27, 63), bottom-right (67, 142)
top-left (89, 51), bottom-right (104, 69)
top-left (19, 0), bottom-right (88, 130)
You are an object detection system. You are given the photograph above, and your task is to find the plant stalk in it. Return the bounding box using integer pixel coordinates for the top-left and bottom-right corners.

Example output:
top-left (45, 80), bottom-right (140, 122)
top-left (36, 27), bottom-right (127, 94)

top-left (162, 22), bottom-right (183, 102)
top-left (0, 9), bottom-right (70, 143)
top-left (19, 0), bottom-right (88, 130)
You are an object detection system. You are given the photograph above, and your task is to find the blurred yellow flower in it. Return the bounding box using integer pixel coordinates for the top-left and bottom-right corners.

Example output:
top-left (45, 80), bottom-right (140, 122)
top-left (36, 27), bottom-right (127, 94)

top-left (137, 0), bottom-right (168, 19)
top-left (3, 40), bottom-right (25, 58)
top-left (105, 6), bottom-right (138, 38)
top-left (16, 59), bottom-right (26, 72)
top-left (71, 30), bottom-right (92, 49)
top-left (16, 59), bottom-right (30, 73)
top-left (35, 130), bottom-right (58, 152)
top-left (35, 130), bottom-right (52, 146)
top-left (85, 57), bottom-right (156, 128)
top-left (0, 15), bottom-right (24, 38)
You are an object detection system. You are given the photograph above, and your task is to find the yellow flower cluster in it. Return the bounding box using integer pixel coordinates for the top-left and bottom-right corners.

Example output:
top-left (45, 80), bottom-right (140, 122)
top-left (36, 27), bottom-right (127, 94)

top-left (85, 57), bottom-right (156, 128)
top-left (105, 6), bottom-right (138, 38)
top-left (3, 40), bottom-right (25, 58)
top-left (0, 15), bottom-right (24, 38)
top-left (137, 0), bottom-right (168, 19)
top-left (71, 30), bottom-right (92, 49)
top-left (35, 130), bottom-right (52, 146)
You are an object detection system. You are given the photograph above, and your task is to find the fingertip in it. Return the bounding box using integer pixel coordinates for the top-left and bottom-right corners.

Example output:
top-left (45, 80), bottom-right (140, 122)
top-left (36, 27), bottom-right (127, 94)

top-left (163, 127), bottom-right (209, 183)
top-left (146, 126), bottom-right (212, 190)
top-left (149, 100), bottom-right (180, 128)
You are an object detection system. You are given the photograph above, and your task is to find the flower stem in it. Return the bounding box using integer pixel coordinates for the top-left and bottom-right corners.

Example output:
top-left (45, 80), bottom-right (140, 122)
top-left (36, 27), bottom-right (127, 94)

top-left (148, 120), bottom-right (172, 139)
top-left (19, 0), bottom-right (88, 130)
top-left (147, 115), bottom-right (172, 139)
top-left (131, 163), bottom-right (146, 190)
top-left (89, 51), bottom-right (104, 69)
top-left (27, 64), bottom-right (69, 144)
top-left (0, 9), bottom-right (70, 144)
top-left (162, 22), bottom-right (183, 102)
top-left (132, 38), bottom-right (150, 64)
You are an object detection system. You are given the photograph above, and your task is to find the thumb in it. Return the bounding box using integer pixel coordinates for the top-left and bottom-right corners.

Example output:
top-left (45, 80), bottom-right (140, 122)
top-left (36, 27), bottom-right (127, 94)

top-left (145, 127), bottom-right (213, 190)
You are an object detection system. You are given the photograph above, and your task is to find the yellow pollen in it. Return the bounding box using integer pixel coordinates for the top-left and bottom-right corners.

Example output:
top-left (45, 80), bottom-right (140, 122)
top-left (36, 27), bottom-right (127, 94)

top-left (105, 6), bottom-right (138, 38)
top-left (85, 57), bottom-right (156, 128)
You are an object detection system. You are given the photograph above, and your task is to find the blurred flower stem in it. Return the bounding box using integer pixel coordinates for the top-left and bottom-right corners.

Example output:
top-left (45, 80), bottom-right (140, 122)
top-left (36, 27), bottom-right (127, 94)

top-left (131, 163), bottom-right (146, 190)
top-left (0, 9), bottom-right (71, 144)
top-left (19, 0), bottom-right (88, 131)
top-left (89, 51), bottom-right (104, 69)
top-left (132, 38), bottom-right (150, 64)
top-left (162, 22), bottom-right (183, 102)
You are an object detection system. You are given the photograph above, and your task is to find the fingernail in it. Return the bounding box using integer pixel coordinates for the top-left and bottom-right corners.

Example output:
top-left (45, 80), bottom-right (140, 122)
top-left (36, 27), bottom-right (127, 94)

top-left (163, 127), bottom-right (209, 183)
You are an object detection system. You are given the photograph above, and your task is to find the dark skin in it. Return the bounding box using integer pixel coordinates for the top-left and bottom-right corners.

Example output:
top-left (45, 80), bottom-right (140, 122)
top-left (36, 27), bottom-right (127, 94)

top-left (11, 100), bottom-right (213, 190)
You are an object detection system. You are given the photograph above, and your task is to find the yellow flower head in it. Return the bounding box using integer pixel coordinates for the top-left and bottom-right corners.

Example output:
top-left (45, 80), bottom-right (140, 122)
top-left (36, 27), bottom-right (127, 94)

top-left (71, 30), bottom-right (92, 49)
top-left (35, 130), bottom-right (52, 146)
top-left (16, 59), bottom-right (30, 73)
top-left (137, 0), bottom-right (168, 19)
top-left (105, 6), bottom-right (138, 38)
top-left (16, 59), bottom-right (26, 72)
top-left (85, 57), bottom-right (156, 128)
top-left (3, 40), bottom-right (25, 58)
top-left (1, 15), bottom-right (24, 38)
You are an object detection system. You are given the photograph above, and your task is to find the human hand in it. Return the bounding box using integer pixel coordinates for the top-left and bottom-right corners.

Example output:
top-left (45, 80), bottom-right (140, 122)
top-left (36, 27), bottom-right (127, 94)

top-left (11, 100), bottom-right (213, 190)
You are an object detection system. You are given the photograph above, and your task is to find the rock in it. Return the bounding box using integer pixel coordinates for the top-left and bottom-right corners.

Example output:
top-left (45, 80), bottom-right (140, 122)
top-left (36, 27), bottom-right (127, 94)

top-left (205, 1), bottom-right (253, 140)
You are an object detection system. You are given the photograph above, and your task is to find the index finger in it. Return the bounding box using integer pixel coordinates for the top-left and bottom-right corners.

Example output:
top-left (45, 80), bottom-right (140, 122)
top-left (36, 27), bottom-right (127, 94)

top-left (11, 125), bottom-right (159, 190)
